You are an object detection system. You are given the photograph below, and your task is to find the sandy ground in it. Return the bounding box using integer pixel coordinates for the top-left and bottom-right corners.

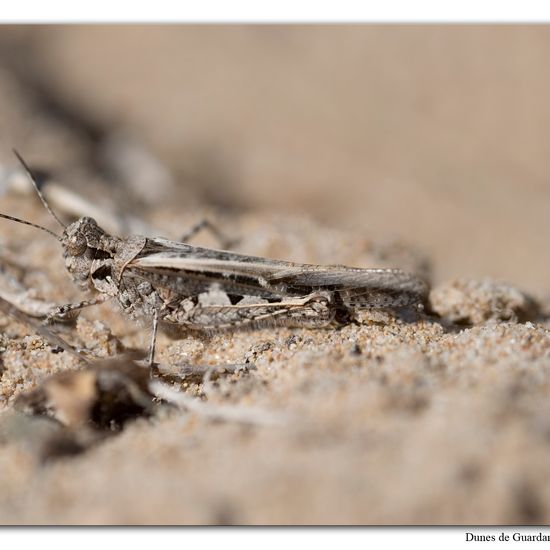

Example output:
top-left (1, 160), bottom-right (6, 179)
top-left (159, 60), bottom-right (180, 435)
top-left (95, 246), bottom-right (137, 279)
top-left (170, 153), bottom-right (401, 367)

top-left (0, 26), bottom-right (548, 525)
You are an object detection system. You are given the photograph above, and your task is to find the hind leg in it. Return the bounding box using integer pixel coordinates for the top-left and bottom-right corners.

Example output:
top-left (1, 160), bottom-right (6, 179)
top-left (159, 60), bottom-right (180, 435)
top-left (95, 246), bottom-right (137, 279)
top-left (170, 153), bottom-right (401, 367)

top-left (179, 219), bottom-right (238, 249)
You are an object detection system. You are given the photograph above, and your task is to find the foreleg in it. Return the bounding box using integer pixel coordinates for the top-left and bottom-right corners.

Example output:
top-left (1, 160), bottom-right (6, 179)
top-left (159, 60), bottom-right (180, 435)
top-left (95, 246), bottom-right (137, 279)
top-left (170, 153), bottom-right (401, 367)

top-left (44, 294), bottom-right (110, 323)
top-left (147, 309), bottom-right (159, 368)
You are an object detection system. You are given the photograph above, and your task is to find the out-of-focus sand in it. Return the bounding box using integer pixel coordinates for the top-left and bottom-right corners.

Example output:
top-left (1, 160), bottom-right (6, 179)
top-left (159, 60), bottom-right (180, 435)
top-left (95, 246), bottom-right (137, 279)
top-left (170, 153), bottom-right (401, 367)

top-left (0, 26), bottom-right (549, 525)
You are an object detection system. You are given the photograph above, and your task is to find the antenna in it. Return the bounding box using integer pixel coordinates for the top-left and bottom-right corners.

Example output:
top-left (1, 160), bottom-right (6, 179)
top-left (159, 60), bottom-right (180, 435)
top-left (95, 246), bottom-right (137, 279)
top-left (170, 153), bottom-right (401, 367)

top-left (12, 149), bottom-right (66, 230)
top-left (0, 212), bottom-right (61, 241)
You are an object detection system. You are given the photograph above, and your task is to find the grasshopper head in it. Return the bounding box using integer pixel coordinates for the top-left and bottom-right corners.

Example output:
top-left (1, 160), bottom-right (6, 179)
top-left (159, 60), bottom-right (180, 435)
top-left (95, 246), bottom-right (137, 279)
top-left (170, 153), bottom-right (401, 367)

top-left (5, 152), bottom-right (118, 293)
top-left (62, 217), bottom-right (110, 290)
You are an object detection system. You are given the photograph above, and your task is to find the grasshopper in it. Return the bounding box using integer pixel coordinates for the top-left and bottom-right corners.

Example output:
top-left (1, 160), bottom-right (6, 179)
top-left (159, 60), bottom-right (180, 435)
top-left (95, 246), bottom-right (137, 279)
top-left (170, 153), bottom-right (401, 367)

top-left (0, 151), bottom-right (429, 366)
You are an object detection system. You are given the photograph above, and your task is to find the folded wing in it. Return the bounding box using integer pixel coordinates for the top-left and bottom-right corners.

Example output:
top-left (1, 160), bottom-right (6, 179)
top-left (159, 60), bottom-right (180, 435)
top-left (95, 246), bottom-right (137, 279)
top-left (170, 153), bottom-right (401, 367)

top-left (129, 239), bottom-right (428, 308)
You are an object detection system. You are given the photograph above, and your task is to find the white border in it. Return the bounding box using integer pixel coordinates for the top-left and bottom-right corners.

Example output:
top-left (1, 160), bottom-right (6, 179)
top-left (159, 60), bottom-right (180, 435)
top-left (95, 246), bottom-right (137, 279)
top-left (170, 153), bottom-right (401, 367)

top-left (1, 528), bottom-right (550, 550)
top-left (0, 2), bottom-right (549, 548)
top-left (2, 0), bottom-right (550, 23)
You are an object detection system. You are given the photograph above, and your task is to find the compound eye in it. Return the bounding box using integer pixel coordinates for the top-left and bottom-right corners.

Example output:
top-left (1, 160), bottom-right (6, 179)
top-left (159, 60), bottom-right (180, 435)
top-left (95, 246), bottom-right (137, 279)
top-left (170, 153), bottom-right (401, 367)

top-left (67, 233), bottom-right (87, 256)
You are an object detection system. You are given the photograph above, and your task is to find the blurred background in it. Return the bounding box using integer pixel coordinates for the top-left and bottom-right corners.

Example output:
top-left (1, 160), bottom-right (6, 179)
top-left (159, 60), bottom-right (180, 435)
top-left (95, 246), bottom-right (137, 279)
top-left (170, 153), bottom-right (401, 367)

top-left (0, 25), bottom-right (548, 294)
